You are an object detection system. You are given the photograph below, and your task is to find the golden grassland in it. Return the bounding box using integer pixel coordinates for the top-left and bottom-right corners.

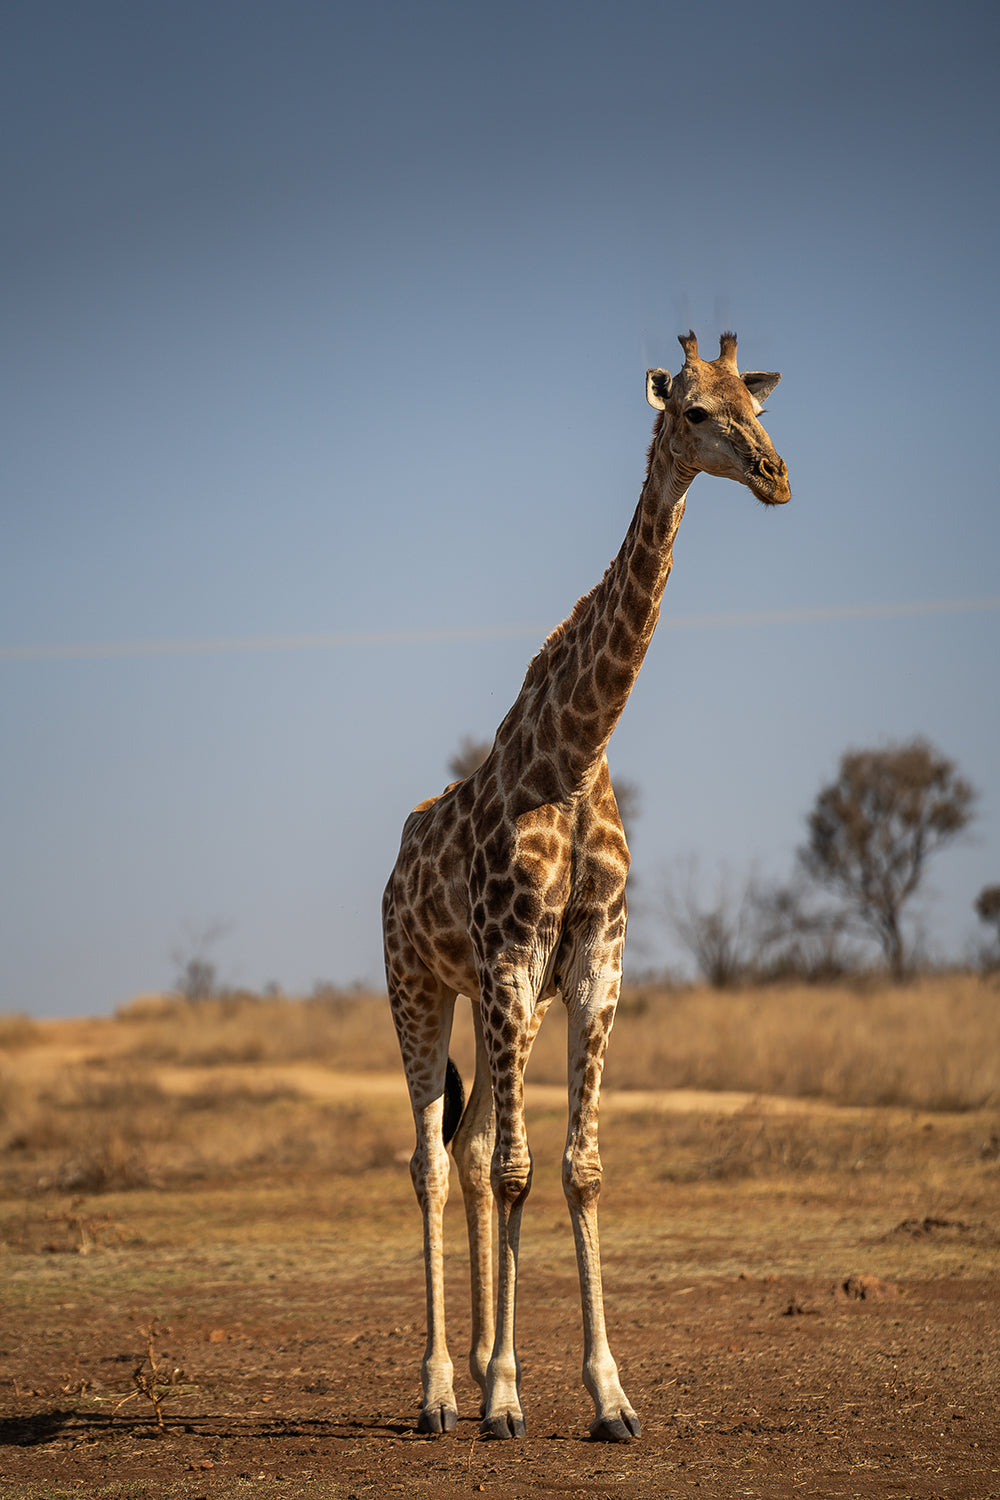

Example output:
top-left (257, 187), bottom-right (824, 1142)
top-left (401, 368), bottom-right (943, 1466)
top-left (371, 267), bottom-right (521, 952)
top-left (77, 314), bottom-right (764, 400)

top-left (1, 975), bottom-right (997, 1500)
top-left (0, 972), bottom-right (997, 1207)
top-left (7, 969), bottom-right (997, 1099)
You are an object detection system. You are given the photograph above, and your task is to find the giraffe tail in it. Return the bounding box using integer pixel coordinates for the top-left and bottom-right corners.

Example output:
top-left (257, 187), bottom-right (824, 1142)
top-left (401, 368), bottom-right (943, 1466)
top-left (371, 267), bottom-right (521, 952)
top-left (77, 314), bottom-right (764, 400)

top-left (443, 1057), bottom-right (465, 1145)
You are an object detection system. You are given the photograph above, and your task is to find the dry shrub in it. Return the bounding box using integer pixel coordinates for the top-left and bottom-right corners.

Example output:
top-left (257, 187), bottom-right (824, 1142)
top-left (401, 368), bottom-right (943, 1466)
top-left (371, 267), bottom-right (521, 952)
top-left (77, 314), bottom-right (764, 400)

top-left (43, 1133), bottom-right (155, 1193)
top-left (115, 989), bottom-right (400, 1070)
top-left (112, 1319), bottom-right (187, 1430)
top-left (316, 1104), bottom-right (401, 1173)
top-left (0, 1067), bottom-right (26, 1128)
top-left (2, 1204), bottom-right (137, 1255)
top-left (1, 1067), bottom-right (99, 1154)
top-left (175, 1082), bottom-right (299, 1112)
top-left (1, 1060), bottom-right (177, 1188)
top-left (2, 1034), bottom-right (407, 1193)
top-left (172, 1097), bottom-right (402, 1178)
top-left (0, 1013), bottom-right (44, 1050)
top-left (654, 1113), bottom-right (892, 1183)
top-left (20, 1071), bottom-right (169, 1192)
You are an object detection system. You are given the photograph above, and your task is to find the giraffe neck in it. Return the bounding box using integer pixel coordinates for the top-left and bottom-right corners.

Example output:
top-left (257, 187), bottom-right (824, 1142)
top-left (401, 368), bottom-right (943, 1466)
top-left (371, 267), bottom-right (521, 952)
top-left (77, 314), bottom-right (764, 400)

top-left (494, 430), bottom-right (693, 800)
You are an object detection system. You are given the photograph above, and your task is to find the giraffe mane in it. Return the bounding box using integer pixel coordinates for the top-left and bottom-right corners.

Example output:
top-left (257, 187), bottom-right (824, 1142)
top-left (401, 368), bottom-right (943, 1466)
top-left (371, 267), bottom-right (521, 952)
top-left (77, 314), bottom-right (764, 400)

top-left (645, 410), bottom-right (666, 477)
top-left (523, 412), bottom-right (667, 692)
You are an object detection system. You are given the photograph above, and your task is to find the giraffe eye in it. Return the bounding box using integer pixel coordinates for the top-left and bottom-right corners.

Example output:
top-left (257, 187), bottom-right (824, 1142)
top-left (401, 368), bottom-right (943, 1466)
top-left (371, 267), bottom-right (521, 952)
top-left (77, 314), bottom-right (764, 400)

top-left (685, 406), bottom-right (709, 424)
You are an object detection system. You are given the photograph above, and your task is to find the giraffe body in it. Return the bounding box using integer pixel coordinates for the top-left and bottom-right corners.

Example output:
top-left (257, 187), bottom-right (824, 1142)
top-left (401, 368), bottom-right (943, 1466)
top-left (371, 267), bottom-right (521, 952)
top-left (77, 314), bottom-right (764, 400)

top-left (382, 332), bottom-right (790, 1440)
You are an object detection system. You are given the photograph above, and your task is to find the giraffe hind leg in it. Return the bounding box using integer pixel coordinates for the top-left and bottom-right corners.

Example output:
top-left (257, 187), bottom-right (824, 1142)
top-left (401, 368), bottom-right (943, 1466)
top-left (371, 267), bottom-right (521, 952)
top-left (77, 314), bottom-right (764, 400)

top-left (385, 936), bottom-right (460, 1434)
top-left (449, 998), bottom-right (497, 1409)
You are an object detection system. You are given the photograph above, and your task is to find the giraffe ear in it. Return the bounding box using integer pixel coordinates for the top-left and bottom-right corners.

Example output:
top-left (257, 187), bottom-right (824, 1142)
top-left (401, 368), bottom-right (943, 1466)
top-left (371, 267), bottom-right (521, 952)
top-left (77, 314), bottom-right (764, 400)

top-left (646, 368), bottom-right (672, 410)
top-left (741, 370), bottom-right (781, 408)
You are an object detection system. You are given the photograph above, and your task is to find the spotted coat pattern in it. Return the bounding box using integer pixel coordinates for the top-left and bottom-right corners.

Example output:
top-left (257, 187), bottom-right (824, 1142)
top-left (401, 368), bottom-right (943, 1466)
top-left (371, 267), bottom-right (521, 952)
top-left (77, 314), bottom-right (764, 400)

top-left (382, 332), bottom-right (790, 1442)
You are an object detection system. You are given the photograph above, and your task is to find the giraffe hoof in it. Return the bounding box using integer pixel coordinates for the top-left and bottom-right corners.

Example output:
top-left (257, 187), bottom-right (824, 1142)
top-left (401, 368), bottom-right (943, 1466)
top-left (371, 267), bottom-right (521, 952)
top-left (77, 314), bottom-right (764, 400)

top-left (480, 1411), bottom-right (526, 1440)
top-left (589, 1411), bottom-right (641, 1442)
top-left (417, 1403), bottom-right (458, 1434)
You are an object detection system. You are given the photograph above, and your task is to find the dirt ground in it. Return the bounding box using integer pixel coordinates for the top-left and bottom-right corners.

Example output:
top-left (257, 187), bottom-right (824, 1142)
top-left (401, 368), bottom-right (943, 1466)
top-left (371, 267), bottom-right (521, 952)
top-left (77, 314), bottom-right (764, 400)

top-left (1, 1046), bottom-right (998, 1498)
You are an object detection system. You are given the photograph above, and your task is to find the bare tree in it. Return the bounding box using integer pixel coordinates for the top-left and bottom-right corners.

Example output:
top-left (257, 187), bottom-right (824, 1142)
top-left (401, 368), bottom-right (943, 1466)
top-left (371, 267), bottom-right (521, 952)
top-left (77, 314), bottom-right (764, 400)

top-left (612, 777), bottom-right (641, 848)
top-left (974, 885), bottom-right (1000, 974)
top-left (170, 920), bottom-right (229, 1002)
top-left (751, 880), bottom-right (862, 981)
top-left (661, 858), bottom-right (760, 987)
top-left (448, 736), bottom-right (493, 781)
top-left (800, 739), bottom-right (976, 979)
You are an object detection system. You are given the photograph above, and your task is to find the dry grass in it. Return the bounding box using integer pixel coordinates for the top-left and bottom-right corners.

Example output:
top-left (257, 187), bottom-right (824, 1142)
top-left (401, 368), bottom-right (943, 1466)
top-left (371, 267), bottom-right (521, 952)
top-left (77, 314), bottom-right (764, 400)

top-left (106, 972), bottom-right (1000, 1113)
top-left (0, 1041), bottom-right (403, 1197)
top-left (1, 973), bottom-right (996, 1203)
top-left (115, 988), bottom-right (402, 1070)
top-left (0, 1013), bottom-right (44, 1049)
top-left (524, 972), bottom-right (1000, 1112)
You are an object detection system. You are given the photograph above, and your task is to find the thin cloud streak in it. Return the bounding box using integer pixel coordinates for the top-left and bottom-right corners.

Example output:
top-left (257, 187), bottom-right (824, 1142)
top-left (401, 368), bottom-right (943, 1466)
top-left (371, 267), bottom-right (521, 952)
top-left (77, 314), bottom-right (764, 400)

top-left (0, 624), bottom-right (541, 664)
top-left (1, 597), bottom-right (997, 664)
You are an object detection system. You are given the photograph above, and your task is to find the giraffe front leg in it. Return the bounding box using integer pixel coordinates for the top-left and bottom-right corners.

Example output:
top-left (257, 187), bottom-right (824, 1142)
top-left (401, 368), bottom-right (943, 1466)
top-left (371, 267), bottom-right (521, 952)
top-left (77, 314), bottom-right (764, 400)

top-left (450, 1001), bottom-right (496, 1409)
top-left (564, 979), bottom-right (640, 1442)
top-left (477, 969), bottom-right (533, 1439)
top-left (481, 1164), bottom-right (529, 1438)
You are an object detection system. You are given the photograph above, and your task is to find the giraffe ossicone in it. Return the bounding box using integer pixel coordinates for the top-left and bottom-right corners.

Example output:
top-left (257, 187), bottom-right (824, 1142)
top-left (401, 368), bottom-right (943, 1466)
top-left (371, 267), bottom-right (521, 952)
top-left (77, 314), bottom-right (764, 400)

top-left (382, 331), bottom-right (790, 1441)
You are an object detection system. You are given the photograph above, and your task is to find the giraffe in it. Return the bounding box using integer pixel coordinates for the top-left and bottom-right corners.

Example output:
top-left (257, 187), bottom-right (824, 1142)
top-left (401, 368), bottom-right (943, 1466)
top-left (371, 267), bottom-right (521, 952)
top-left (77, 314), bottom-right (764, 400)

top-left (382, 331), bottom-right (790, 1442)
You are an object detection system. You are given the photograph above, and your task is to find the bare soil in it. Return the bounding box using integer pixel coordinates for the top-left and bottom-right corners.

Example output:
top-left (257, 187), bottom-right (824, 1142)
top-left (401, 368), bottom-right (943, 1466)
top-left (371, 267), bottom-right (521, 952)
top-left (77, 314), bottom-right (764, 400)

top-left (1, 1029), bottom-right (998, 1497)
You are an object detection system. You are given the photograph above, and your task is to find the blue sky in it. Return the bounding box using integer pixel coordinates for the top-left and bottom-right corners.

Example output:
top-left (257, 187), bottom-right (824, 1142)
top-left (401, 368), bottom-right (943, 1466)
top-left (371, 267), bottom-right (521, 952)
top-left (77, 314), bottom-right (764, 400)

top-left (3, 0), bottom-right (998, 1016)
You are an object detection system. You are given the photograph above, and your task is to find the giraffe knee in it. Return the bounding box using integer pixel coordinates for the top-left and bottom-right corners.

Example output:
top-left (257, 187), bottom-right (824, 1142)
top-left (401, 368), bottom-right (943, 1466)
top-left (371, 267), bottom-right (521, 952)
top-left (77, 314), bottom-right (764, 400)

top-left (491, 1155), bottom-right (533, 1207)
top-left (563, 1154), bottom-right (602, 1209)
top-left (410, 1143), bottom-right (450, 1208)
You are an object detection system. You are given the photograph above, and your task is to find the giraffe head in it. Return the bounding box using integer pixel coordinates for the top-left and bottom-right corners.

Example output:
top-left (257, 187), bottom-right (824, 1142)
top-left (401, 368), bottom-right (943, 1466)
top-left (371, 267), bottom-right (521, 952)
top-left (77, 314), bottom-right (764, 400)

top-left (646, 331), bottom-right (790, 505)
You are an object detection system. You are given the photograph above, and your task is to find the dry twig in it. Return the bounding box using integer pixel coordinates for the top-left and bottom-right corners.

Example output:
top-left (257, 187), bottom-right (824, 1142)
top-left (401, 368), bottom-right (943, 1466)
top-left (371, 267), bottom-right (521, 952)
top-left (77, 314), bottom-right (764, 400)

top-left (112, 1319), bottom-right (184, 1431)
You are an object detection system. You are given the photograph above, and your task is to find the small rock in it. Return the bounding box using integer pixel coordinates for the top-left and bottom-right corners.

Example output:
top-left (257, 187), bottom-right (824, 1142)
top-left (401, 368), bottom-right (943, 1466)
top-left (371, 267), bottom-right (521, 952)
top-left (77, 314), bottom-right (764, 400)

top-left (835, 1273), bottom-right (898, 1301)
top-left (782, 1299), bottom-right (820, 1317)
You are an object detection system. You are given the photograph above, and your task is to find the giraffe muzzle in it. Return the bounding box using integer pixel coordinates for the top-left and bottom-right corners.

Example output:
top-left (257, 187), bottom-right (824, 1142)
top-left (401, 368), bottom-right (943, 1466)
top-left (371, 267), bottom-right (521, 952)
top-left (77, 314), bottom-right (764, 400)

top-left (748, 453), bottom-right (791, 506)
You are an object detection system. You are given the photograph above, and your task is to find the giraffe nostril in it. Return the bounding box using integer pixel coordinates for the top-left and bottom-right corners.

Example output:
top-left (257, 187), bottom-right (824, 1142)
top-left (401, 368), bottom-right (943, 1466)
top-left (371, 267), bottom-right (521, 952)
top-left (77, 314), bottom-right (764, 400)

top-left (750, 452), bottom-right (790, 503)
